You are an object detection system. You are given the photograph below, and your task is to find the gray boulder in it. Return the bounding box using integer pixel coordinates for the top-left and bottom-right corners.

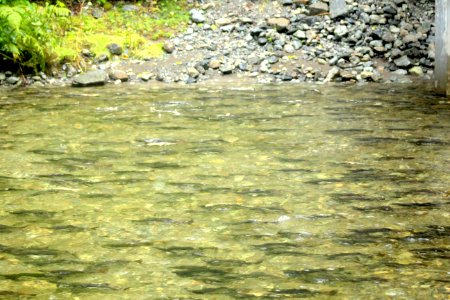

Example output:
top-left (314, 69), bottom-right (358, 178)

top-left (122, 5), bottom-right (139, 12)
top-left (6, 76), bottom-right (20, 85)
top-left (109, 70), bottom-right (129, 82)
top-left (409, 66), bottom-right (423, 76)
top-left (215, 17), bottom-right (235, 27)
top-left (107, 43), bottom-right (123, 56)
top-left (334, 25), bottom-right (348, 38)
top-left (190, 9), bottom-right (206, 23)
top-left (163, 41), bottom-right (175, 53)
top-left (72, 70), bottom-right (107, 87)
top-left (92, 8), bottom-right (104, 19)
top-left (267, 17), bottom-right (290, 32)
top-left (330, 0), bottom-right (348, 19)
top-left (308, 2), bottom-right (328, 16)
top-left (394, 55), bottom-right (412, 68)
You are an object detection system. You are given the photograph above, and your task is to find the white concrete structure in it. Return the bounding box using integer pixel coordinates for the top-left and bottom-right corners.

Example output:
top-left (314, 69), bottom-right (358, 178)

top-left (435, 0), bottom-right (450, 96)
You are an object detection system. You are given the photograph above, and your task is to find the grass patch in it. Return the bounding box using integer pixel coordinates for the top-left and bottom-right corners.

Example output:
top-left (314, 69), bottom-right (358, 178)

top-left (55, 0), bottom-right (189, 63)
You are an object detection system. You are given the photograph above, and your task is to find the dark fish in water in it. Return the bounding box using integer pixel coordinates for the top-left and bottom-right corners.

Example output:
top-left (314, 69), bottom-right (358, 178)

top-left (202, 203), bottom-right (285, 213)
top-left (331, 193), bottom-right (384, 202)
top-left (351, 228), bottom-right (396, 234)
top-left (206, 259), bottom-right (260, 267)
top-left (135, 162), bottom-right (185, 169)
top-left (58, 282), bottom-right (117, 290)
top-left (190, 287), bottom-right (239, 295)
top-left (394, 189), bottom-right (442, 196)
top-left (172, 265), bottom-right (228, 277)
top-left (133, 217), bottom-right (193, 225)
top-left (356, 137), bottom-right (401, 144)
top-left (29, 149), bottom-right (66, 155)
top-left (412, 248), bottom-right (450, 259)
top-left (352, 206), bottom-right (394, 212)
top-left (269, 288), bottom-right (338, 297)
top-left (49, 225), bottom-right (87, 232)
top-left (394, 202), bottom-right (440, 208)
top-left (10, 210), bottom-right (56, 218)
top-left (105, 241), bottom-right (153, 248)
top-left (0, 244), bottom-right (62, 256)
top-left (325, 129), bottom-right (374, 134)
top-left (0, 224), bottom-right (20, 232)
top-left (305, 178), bottom-right (343, 185)
top-left (409, 138), bottom-right (449, 146)
top-left (278, 168), bottom-right (315, 173)
top-left (1, 272), bottom-right (46, 280)
top-left (376, 156), bottom-right (415, 161)
top-left (276, 157), bottom-right (307, 163)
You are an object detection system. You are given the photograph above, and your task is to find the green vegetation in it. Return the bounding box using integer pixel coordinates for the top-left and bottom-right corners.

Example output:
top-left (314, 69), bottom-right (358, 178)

top-left (0, 0), bottom-right (70, 71)
top-left (0, 0), bottom-right (189, 72)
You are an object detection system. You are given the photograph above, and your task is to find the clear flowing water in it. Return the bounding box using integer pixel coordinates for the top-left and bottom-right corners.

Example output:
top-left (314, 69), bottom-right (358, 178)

top-left (0, 84), bottom-right (449, 299)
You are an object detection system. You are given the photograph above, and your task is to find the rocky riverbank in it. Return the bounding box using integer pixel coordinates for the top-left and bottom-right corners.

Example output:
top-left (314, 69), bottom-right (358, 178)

top-left (0, 0), bottom-right (436, 87)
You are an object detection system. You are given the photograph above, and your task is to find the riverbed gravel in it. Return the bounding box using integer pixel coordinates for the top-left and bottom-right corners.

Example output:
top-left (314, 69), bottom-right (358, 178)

top-left (0, 0), bottom-right (436, 87)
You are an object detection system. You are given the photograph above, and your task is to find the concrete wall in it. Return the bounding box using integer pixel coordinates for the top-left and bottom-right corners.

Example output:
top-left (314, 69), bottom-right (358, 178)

top-left (435, 0), bottom-right (450, 96)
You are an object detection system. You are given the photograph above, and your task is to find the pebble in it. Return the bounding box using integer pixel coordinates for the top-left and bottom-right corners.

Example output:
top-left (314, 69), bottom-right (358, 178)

top-left (163, 41), bottom-right (175, 53)
top-left (190, 9), bottom-right (206, 23)
top-left (394, 55), bottom-right (412, 68)
top-left (409, 66), bottom-right (423, 76)
top-left (109, 70), bottom-right (129, 82)
top-left (209, 59), bottom-right (221, 69)
top-left (107, 43), bottom-right (123, 56)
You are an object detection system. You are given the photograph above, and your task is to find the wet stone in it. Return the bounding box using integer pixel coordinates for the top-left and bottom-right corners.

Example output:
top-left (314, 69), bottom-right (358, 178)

top-left (6, 76), bottom-right (20, 85)
top-left (190, 9), bottom-right (206, 23)
top-left (72, 70), bottom-right (107, 87)
top-left (122, 4), bottom-right (139, 12)
top-left (267, 17), bottom-right (290, 32)
top-left (394, 55), bottom-right (412, 68)
top-left (163, 41), bottom-right (175, 53)
top-left (109, 70), bottom-right (129, 82)
top-left (220, 65), bottom-right (234, 75)
top-left (215, 17), bottom-right (234, 27)
top-left (107, 43), bottom-right (123, 56)
top-left (258, 37), bottom-right (268, 45)
top-left (330, 0), bottom-right (348, 19)
top-left (308, 2), bottom-right (329, 16)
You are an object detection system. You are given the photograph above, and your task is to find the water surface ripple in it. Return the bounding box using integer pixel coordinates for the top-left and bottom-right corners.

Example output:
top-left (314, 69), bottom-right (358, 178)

top-left (0, 84), bottom-right (449, 299)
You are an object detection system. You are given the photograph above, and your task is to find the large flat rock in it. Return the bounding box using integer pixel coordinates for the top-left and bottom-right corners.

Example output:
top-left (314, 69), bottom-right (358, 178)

top-left (72, 70), bottom-right (107, 87)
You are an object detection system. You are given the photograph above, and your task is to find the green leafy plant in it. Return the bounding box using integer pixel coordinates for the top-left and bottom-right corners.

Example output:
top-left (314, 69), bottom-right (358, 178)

top-left (0, 0), bottom-right (70, 71)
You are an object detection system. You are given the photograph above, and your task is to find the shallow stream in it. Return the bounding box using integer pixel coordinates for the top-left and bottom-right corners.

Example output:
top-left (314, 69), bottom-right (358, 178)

top-left (0, 83), bottom-right (449, 299)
